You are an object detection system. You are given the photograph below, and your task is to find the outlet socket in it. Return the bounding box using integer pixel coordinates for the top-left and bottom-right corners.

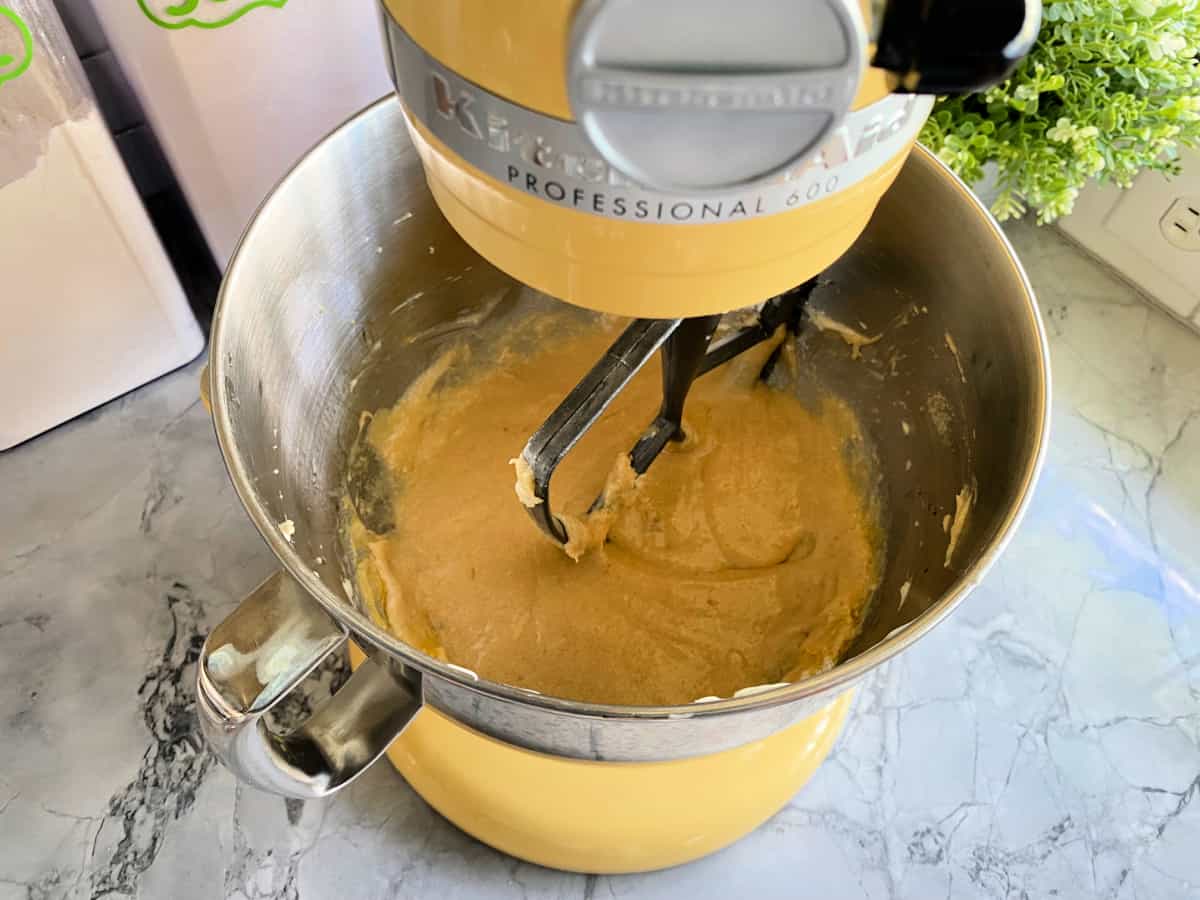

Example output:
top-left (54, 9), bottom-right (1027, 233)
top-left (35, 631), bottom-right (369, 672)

top-left (1059, 151), bottom-right (1200, 325)
top-left (1160, 196), bottom-right (1200, 252)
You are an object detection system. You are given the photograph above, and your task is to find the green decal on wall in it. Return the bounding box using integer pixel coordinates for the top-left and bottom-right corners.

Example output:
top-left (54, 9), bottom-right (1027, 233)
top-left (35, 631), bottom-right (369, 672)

top-left (0, 6), bottom-right (34, 86)
top-left (138, 0), bottom-right (288, 30)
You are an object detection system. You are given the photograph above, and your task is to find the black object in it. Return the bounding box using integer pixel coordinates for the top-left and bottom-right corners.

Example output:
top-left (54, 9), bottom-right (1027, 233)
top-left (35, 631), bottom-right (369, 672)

top-left (873, 0), bottom-right (1042, 95)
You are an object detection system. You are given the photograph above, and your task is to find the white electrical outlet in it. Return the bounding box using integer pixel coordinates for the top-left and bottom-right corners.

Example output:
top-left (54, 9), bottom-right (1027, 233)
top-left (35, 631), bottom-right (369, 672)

top-left (1160, 196), bottom-right (1200, 252)
top-left (1059, 148), bottom-right (1200, 328)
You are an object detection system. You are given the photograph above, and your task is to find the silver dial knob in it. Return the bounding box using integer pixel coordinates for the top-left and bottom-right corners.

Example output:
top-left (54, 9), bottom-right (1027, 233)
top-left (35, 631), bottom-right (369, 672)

top-left (567, 0), bottom-right (869, 193)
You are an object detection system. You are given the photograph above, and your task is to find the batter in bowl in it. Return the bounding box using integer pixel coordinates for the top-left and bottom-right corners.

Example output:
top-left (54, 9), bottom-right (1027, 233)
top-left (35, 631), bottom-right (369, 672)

top-left (346, 316), bottom-right (884, 706)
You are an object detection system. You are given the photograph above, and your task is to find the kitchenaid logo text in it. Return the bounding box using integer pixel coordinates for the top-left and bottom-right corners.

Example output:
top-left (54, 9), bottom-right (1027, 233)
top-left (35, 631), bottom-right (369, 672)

top-left (578, 75), bottom-right (837, 111)
top-left (433, 73), bottom-right (484, 139)
top-left (430, 71), bottom-right (925, 224)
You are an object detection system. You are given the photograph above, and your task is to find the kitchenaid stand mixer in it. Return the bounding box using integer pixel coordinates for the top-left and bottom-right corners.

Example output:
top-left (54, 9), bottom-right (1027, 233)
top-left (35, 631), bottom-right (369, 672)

top-left (195, 0), bottom-right (1050, 874)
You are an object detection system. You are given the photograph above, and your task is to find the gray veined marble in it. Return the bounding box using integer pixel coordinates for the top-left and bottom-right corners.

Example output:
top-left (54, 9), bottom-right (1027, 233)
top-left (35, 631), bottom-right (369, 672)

top-left (1, 220), bottom-right (1198, 899)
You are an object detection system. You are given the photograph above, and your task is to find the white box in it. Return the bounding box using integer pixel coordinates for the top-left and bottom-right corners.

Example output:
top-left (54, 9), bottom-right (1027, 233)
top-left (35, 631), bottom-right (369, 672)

top-left (1, 2), bottom-right (203, 450)
top-left (90, 0), bottom-right (394, 269)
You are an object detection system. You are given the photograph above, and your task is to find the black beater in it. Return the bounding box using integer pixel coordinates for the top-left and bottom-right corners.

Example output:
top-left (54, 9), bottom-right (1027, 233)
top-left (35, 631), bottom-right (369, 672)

top-left (516, 279), bottom-right (817, 545)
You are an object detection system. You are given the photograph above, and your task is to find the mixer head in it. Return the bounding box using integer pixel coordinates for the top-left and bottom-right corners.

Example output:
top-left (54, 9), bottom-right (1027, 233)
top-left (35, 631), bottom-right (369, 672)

top-left (382, 0), bottom-right (1040, 317)
top-left (379, 0), bottom-right (1043, 541)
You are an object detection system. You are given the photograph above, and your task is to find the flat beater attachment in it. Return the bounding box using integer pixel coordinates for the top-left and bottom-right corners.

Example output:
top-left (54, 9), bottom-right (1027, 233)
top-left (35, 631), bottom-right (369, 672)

top-left (517, 279), bottom-right (817, 545)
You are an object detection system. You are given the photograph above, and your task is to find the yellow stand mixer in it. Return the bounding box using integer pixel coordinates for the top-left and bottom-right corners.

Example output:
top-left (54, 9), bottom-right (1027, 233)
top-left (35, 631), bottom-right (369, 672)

top-left (197, 0), bottom-right (1046, 876)
top-left (369, 0), bottom-right (1038, 869)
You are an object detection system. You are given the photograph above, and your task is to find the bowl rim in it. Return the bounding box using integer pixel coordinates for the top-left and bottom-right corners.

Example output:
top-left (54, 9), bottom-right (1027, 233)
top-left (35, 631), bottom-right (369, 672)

top-left (210, 95), bottom-right (1051, 724)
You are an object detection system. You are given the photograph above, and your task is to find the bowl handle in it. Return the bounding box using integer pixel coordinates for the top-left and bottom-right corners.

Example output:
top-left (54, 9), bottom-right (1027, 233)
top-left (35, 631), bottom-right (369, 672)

top-left (196, 571), bottom-right (421, 799)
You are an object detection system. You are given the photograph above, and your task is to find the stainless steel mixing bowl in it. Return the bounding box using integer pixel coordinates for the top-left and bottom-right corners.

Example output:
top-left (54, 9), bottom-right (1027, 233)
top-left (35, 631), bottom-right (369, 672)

top-left (197, 97), bottom-right (1049, 799)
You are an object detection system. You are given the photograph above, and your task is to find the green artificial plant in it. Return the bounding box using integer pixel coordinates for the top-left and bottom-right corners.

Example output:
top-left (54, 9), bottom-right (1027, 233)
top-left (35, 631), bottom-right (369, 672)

top-left (920, 0), bottom-right (1200, 223)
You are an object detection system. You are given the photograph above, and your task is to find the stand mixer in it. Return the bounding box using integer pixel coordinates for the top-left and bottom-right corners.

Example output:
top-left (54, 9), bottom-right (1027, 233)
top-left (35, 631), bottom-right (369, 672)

top-left (195, 0), bottom-right (1051, 875)
top-left (379, 0), bottom-right (1041, 546)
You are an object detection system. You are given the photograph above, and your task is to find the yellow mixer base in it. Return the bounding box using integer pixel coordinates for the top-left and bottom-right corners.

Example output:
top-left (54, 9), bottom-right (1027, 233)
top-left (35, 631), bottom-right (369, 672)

top-left (349, 645), bottom-right (851, 873)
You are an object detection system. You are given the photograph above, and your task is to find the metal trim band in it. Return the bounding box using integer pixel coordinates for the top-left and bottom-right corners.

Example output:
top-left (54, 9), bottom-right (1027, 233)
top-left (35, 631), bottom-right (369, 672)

top-left (383, 16), bottom-right (933, 225)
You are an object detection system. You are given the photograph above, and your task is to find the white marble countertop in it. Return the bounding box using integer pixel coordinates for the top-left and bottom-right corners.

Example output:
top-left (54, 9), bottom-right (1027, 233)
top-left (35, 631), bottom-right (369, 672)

top-left (2, 221), bottom-right (1198, 899)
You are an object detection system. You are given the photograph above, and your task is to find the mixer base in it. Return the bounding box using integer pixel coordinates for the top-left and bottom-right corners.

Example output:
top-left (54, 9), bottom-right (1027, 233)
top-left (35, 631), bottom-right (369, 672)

top-left (349, 645), bottom-right (851, 873)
